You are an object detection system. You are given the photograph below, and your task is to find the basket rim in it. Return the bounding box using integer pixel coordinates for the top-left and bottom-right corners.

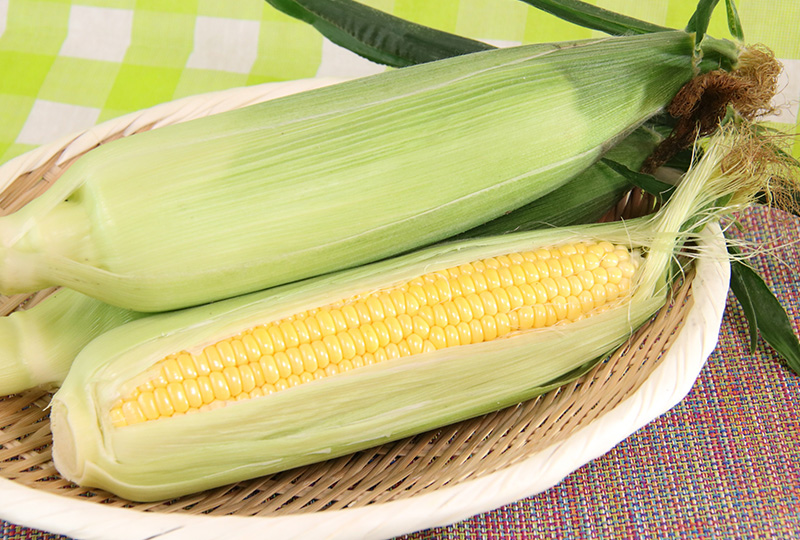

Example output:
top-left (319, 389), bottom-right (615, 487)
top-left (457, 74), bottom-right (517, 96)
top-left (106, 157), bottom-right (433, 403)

top-left (0, 223), bottom-right (730, 540)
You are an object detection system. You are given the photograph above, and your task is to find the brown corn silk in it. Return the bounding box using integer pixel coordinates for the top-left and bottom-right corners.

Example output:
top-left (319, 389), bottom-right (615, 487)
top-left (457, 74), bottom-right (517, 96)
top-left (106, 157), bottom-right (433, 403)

top-left (642, 46), bottom-right (782, 173)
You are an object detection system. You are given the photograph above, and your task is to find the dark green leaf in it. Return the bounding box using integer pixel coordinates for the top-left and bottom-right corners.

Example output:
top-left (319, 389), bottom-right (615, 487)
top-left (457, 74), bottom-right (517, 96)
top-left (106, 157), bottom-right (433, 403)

top-left (686, 0), bottom-right (721, 46)
top-left (724, 0), bottom-right (744, 40)
top-left (516, 0), bottom-right (670, 35)
top-left (728, 244), bottom-right (800, 375)
top-left (663, 149), bottom-right (697, 173)
top-left (263, 0), bottom-right (494, 67)
top-left (600, 158), bottom-right (676, 203)
top-left (728, 252), bottom-right (759, 352)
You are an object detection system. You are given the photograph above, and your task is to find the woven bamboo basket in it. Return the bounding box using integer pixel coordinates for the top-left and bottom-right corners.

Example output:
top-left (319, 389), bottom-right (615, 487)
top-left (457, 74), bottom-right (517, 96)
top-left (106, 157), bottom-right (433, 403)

top-left (0, 79), bottom-right (731, 540)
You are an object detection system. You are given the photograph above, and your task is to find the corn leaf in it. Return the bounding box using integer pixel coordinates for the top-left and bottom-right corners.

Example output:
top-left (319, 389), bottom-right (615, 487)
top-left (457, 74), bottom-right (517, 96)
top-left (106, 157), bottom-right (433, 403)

top-left (515, 0), bottom-right (670, 35)
top-left (728, 253), bottom-right (760, 352)
top-left (262, 0), bottom-right (494, 67)
top-left (686, 0), bottom-right (720, 46)
top-left (0, 289), bottom-right (142, 395)
top-left (725, 0), bottom-right (744, 41)
top-left (728, 244), bottom-right (800, 375)
top-left (600, 158), bottom-right (676, 204)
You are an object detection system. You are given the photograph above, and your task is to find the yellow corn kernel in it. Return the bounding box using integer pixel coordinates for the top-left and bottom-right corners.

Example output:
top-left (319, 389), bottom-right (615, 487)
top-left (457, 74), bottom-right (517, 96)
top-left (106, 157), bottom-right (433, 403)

top-left (176, 353), bottom-right (197, 379)
top-left (183, 379), bottom-right (204, 409)
top-left (122, 401), bottom-right (146, 425)
top-left (216, 342), bottom-right (237, 368)
top-left (136, 392), bottom-right (159, 421)
top-left (162, 358), bottom-right (183, 383)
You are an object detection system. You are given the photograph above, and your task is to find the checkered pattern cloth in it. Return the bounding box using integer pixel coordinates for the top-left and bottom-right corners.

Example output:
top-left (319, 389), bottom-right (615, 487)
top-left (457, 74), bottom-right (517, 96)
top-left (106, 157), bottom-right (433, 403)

top-left (1, 1), bottom-right (799, 539)
top-left (1, 0), bottom-right (799, 163)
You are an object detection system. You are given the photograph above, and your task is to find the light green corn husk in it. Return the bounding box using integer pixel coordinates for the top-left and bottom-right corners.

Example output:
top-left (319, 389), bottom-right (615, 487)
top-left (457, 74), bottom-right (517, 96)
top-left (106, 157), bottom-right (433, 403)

top-left (49, 128), bottom-right (766, 502)
top-left (0, 288), bottom-right (141, 395)
top-left (0, 31), bottom-right (739, 312)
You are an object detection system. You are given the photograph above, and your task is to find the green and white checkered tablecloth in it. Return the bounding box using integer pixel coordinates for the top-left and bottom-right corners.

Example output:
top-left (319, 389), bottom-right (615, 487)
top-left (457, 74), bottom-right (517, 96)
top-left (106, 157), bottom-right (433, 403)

top-left (1, 0), bottom-right (799, 166)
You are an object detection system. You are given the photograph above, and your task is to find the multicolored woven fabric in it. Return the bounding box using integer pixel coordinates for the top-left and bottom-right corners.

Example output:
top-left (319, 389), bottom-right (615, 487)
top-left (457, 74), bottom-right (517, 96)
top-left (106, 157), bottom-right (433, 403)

top-left (1, 1), bottom-right (799, 538)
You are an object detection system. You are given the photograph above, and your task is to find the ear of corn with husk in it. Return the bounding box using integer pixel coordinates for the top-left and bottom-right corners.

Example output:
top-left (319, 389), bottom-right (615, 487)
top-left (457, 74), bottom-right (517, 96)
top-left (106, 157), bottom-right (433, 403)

top-left (49, 127), bottom-right (770, 502)
top-left (0, 31), bottom-right (738, 312)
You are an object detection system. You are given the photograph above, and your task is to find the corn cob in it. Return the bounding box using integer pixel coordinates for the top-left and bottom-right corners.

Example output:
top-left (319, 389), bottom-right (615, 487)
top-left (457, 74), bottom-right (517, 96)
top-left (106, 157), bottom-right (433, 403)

top-left (50, 128), bottom-right (771, 502)
top-left (106, 238), bottom-right (641, 428)
top-left (0, 31), bottom-right (739, 312)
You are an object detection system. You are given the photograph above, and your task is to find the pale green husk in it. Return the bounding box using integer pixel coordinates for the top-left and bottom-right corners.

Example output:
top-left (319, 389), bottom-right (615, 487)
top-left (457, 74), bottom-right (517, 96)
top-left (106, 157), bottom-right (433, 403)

top-left (0, 288), bottom-right (141, 395)
top-left (461, 125), bottom-right (663, 235)
top-left (49, 130), bottom-right (753, 502)
top-left (0, 31), bottom-right (738, 312)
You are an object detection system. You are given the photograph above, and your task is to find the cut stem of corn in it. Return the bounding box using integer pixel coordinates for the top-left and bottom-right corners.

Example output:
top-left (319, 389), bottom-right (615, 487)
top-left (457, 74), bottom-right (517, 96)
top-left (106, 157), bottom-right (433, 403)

top-left (0, 31), bottom-right (739, 311)
top-left (49, 128), bottom-right (766, 502)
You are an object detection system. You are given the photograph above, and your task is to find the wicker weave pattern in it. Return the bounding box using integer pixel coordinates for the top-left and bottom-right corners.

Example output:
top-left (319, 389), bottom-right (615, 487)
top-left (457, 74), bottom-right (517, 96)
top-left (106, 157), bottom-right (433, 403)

top-left (0, 83), bottom-right (692, 516)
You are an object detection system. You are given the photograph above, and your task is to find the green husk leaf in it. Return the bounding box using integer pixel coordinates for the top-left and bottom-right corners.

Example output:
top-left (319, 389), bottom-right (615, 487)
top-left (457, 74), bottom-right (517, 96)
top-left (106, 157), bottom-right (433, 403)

top-left (728, 244), bottom-right (800, 375)
top-left (725, 0), bottom-right (744, 41)
top-left (516, 0), bottom-right (670, 35)
top-left (600, 158), bottom-right (676, 204)
top-left (0, 288), bottom-right (142, 395)
top-left (262, 0), bottom-right (494, 67)
top-left (686, 0), bottom-right (721, 46)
